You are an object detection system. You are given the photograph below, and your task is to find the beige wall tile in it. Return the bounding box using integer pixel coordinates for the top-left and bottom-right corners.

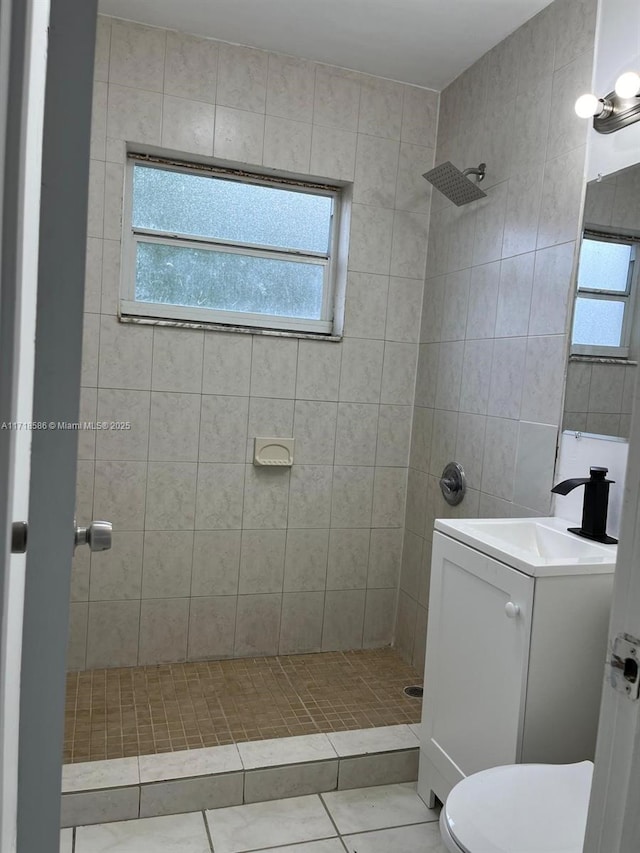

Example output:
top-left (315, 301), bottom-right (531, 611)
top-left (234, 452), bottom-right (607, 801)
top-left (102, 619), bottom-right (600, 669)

top-left (138, 598), bottom-right (189, 664)
top-left (234, 594), bottom-right (282, 657)
top-left (214, 106), bottom-right (264, 164)
top-left (187, 596), bottom-right (237, 660)
top-left (283, 529), bottom-right (329, 592)
top-left (161, 95), bottom-right (215, 156)
top-left (322, 589), bottom-right (365, 651)
top-left (164, 31), bottom-right (218, 103)
top-left (109, 20), bottom-right (166, 92)
top-left (279, 591), bottom-right (325, 654)
top-left (86, 600), bottom-right (140, 668)
top-left (217, 43), bottom-right (268, 113)
top-left (192, 530), bottom-right (241, 596)
top-left (90, 531), bottom-right (144, 601)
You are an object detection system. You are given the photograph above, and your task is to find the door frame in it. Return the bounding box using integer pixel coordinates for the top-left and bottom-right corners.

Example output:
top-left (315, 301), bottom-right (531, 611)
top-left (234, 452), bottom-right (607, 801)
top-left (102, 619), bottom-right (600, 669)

top-left (3, 1), bottom-right (640, 851)
top-left (583, 340), bottom-right (640, 851)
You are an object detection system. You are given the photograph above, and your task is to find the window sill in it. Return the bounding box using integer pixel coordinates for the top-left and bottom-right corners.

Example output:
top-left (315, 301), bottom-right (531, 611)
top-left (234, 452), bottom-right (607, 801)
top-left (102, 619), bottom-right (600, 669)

top-left (569, 354), bottom-right (637, 366)
top-left (118, 313), bottom-right (343, 342)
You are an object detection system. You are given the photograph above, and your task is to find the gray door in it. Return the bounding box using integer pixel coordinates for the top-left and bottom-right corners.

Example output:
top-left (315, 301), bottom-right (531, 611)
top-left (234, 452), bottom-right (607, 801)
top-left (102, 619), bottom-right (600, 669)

top-left (0, 0), bottom-right (54, 847)
top-left (0, 1), bottom-right (97, 850)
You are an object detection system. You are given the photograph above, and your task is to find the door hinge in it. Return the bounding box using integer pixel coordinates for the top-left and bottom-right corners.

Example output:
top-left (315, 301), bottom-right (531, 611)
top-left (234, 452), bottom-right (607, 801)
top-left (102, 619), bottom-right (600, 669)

top-left (609, 633), bottom-right (640, 700)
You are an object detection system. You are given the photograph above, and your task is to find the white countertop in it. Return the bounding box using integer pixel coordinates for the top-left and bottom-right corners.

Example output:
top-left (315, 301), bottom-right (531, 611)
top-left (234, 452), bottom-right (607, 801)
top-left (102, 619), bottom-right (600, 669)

top-left (434, 516), bottom-right (617, 577)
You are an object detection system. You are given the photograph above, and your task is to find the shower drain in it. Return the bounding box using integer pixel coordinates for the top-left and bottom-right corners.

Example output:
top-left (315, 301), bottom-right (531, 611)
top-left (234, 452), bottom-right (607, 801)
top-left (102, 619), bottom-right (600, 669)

top-left (403, 685), bottom-right (423, 699)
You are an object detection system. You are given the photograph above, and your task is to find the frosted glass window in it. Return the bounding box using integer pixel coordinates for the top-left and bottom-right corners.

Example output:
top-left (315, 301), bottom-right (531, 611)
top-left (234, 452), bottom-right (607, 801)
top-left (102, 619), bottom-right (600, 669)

top-left (132, 165), bottom-right (332, 253)
top-left (136, 242), bottom-right (324, 319)
top-left (577, 238), bottom-right (632, 293)
top-left (572, 297), bottom-right (625, 347)
top-left (122, 158), bottom-right (343, 334)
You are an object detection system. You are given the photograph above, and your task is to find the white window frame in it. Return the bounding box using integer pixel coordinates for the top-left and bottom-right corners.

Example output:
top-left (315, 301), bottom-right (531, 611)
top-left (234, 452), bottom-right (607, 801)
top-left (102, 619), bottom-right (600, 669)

top-left (120, 154), bottom-right (343, 335)
top-left (571, 228), bottom-right (639, 359)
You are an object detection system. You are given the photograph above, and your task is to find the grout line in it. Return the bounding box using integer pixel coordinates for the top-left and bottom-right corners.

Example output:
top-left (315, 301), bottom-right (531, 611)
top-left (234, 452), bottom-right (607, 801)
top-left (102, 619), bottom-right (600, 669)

top-left (318, 791), bottom-right (345, 843)
top-left (184, 339), bottom-right (206, 661)
top-left (220, 832), bottom-right (342, 853)
top-left (201, 810), bottom-right (215, 852)
top-left (212, 40), bottom-right (220, 151)
top-left (341, 816), bottom-right (440, 837)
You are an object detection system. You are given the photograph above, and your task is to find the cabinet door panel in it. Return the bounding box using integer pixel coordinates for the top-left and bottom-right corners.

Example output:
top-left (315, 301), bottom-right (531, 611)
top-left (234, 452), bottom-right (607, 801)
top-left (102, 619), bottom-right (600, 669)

top-left (422, 533), bottom-right (534, 784)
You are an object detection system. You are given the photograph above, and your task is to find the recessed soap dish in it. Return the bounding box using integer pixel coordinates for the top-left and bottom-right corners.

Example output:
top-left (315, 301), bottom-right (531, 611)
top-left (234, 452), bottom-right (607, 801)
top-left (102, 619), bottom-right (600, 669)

top-left (253, 437), bottom-right (295, 467)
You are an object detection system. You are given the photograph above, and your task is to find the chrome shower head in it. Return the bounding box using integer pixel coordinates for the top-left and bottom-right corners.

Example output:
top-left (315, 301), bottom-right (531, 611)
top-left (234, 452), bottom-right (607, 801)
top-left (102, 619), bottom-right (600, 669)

top-left (423, 161), bottom-right (487, 206)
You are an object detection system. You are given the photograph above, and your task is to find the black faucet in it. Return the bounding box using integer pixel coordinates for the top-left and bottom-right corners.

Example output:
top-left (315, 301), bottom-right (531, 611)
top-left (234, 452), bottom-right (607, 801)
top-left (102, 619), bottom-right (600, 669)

top-left (551, 466), bottom-right (618, 544)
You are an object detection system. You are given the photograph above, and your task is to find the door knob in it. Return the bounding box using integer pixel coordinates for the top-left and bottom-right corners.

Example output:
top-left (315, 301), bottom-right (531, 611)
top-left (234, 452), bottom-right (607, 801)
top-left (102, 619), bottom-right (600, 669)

top-left (11, 521), bottom-right (28, 554)
top-left (505, 601), bottom-right (520, 619)
top-left (74, 520), bottom-right (112, 552)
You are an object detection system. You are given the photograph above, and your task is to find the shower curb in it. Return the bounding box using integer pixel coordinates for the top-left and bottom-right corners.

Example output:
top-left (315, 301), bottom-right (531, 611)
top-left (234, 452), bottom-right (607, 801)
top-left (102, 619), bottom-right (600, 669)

top-left (61, 724), bottom-right (422, 827)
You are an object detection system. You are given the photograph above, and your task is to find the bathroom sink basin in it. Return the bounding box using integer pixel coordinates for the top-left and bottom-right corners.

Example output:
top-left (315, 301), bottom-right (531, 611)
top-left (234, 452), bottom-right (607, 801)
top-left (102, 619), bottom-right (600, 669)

top-left (434, 516), bottom-right (617, 576)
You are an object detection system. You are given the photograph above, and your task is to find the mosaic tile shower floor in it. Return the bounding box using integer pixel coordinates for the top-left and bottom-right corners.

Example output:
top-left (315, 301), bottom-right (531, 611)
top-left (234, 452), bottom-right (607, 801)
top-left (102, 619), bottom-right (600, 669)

top-left (64, 648), bottom-right (422, 764)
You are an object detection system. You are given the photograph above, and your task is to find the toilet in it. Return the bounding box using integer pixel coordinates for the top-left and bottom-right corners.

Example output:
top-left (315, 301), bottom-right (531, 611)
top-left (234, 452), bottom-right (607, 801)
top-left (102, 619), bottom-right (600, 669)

top-left (439, 761), bottom-right (593, 853)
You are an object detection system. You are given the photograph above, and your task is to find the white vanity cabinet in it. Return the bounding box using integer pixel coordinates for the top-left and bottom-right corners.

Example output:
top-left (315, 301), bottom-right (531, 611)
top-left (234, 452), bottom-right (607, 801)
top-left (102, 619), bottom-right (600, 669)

top-left (418, 524), bottom-right (615, 808)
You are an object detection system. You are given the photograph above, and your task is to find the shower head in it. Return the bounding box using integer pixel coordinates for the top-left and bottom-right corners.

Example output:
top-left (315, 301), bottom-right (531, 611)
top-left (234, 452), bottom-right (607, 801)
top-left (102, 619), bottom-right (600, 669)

top-left (423, 161), bottom-right (487, 206)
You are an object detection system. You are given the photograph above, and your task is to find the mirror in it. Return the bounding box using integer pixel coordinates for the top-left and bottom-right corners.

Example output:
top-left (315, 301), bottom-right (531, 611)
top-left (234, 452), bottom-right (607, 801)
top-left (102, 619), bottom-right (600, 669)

top-left (563, 162), bottom-right (640, 440)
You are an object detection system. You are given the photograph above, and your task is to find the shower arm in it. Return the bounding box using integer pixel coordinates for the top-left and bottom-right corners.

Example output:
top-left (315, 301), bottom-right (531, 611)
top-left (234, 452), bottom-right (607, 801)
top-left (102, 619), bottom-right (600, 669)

top-left (462, 163), bottom-right (486, 182)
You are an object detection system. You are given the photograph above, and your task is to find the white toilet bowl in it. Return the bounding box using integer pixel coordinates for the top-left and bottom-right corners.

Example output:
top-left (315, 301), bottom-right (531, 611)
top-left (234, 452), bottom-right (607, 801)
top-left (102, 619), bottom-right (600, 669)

top-left (439, 761), bottom-right (593, 853)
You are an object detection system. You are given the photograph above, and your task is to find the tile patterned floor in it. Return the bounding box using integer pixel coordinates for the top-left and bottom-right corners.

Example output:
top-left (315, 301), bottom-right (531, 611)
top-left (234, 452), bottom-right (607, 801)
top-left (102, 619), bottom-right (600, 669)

top-left (64, 649), bottom-right (423, 764)
top-left (66, 782), bottom-right (447, 853)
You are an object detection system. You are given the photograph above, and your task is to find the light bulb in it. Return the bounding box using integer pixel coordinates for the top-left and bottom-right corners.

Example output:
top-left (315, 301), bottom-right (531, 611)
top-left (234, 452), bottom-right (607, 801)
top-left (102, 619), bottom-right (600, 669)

top-left (575, 93), bottom-right (600, 118)
top-left (614, 71), bottom-right (640, 99)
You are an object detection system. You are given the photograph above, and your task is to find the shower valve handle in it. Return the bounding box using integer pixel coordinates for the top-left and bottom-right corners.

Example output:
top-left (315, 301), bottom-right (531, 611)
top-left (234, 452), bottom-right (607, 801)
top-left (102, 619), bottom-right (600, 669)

top-left (439, 462), bottom-right (466, 506)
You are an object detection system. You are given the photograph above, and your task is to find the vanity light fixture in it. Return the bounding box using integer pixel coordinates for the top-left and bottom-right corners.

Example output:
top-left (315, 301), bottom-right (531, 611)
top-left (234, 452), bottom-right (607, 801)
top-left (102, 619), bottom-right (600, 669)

top-left (574, 93), bottom-right (612, 119)
top-left (575, 71), bottom-right (640, 134)
top-left (615, 71), bottom-right (640, 99)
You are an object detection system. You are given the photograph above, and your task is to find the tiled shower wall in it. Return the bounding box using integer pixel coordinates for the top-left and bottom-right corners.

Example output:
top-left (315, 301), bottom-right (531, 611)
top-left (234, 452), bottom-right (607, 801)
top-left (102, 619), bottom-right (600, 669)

top-left (395, 0), bottom-right (598, 668)
top-left (68, 16), bottom-right (439, 669)
top-left (564, 361), bottom-right (635, 438)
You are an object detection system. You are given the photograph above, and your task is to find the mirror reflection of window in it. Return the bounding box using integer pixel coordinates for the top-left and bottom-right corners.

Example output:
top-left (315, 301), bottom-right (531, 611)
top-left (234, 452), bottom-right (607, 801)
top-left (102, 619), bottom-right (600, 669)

top-left (571, 233), bottom-right (637, 357)
top-left (563, 164), bottom-right (640, 442)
